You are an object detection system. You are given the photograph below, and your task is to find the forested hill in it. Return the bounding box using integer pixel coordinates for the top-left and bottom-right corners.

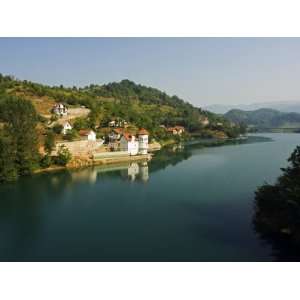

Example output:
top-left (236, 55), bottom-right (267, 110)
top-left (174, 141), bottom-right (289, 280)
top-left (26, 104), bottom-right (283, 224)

top-left (0, 74), bottom-right (242, 136)
top-left (224, 108), bottom-right (300, 130)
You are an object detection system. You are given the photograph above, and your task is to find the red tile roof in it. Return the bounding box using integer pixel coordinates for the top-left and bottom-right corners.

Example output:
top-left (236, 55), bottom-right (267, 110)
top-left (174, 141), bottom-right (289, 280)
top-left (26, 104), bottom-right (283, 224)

top-left (138, 128), bottom-right (149, 135)
top-left (122, 132), bottom-right (133, 141)
top-left (166, 126), bottom-right (184, 132)
top-left (79, 129), bottom-right (93, 136)
top-left (113, 128), bottom-right (123, 134)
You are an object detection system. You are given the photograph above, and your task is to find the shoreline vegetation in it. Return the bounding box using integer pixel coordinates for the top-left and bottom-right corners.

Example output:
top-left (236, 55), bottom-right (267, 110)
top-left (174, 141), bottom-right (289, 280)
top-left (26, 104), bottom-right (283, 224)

top-left (34, 135), bottom-right (251, 175)
top-left (0, 74), bottom-right (247, 183)
top-left (254, 146), bottom-right (300, 254)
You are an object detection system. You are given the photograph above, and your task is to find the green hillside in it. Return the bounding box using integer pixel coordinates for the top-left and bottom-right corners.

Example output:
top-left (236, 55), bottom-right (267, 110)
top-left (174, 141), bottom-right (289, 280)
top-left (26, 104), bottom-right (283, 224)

top-left (0, 73), bottom-right (248, 182)
top-left (0, 74), bottom-right (243, 137)
top-left (224, 108), bottom-right (300, 130)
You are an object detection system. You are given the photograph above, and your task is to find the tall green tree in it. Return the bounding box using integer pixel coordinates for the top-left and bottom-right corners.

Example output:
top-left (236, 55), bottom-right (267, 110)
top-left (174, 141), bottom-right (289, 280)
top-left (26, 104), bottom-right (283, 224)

top-left (0, 133), bottom-right (18, 182)
top-left (44, 130), bottom-right (55, 154)
top-left (0, 96), bottom-right (40, 177)
top-left (254, 146), bottom-right (300, 246)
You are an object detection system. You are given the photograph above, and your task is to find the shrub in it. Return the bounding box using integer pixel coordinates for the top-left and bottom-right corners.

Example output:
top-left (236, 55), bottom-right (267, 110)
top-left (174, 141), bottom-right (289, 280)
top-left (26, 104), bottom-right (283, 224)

top-left (50, 114), bottom-right (58, 122)
top-left (54, 145), bottom-right (72, 166)
top-left (44, 130), bottom-right (55, 154)
top-left (40, 154), bottom-right (52, 168)
top-left (52, 124), bottom-right (63, 134)
top-left (63, 129), bottom-right (78, 141)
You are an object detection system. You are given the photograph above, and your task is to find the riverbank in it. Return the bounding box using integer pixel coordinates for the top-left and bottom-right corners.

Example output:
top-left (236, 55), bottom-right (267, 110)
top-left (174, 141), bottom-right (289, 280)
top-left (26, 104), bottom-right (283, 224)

top-left (35, 153), bottom-right (152, 174)
top-left (34, 135), bottom-right (247, 175)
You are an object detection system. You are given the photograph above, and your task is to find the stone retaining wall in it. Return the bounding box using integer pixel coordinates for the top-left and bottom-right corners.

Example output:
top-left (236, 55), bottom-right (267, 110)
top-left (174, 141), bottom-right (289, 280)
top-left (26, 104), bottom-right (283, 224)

top-left (53, 140), bottom-right (104, 156)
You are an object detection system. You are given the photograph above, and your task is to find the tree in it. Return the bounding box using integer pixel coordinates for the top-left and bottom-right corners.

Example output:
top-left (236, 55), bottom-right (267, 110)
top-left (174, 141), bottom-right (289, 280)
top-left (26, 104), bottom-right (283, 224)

top-left (254, 146), bottom-right (300, 246)
top-left (73, 117), bottom-right (88, 130)
top-left (40, 154), bottom-right (52, 168)
top-left (52, 124), bottom-right (63, 134)
top-left (54, 145), bottom-right (72, 166)
top-left (0, 96), bottom-right (40, 176)
top-left (44, 130), bottom-right (55, 154)
top-left (63, 129), bottom-right (78, 141)
top-left (0, 133), bottom-right (18, 182)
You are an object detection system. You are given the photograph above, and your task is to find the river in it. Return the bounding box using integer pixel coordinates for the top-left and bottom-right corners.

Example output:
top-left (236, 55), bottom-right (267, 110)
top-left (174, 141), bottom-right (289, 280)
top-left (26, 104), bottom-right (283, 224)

top-left (0, 133), bottom-right (299, 261)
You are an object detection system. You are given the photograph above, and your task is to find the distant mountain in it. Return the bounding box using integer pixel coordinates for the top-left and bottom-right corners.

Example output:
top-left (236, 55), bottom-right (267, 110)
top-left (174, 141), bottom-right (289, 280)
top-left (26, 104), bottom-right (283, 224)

top-left (224, 108), bottom-right (300, 129)
top-left (205, 101), bottom-right (300, 114)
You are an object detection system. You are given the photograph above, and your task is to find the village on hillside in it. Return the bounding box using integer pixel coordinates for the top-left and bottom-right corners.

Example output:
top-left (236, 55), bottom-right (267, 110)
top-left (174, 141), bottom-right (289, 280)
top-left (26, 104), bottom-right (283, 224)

top-left (46, 102), bottom-right (199, 166)
top-left (0, 74), bottom-right (247, 182)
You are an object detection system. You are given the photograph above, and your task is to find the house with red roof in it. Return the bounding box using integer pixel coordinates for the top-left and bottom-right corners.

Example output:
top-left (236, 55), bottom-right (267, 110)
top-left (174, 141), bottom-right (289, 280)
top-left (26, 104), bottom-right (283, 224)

top-left (79, 129), bottom-right (97, 141)
top-left (119, 128), bottom-right (149, 155)
top-left (120, 133), bottom-right (139, 155)
top-left (166, 126), bottom-right (185, 135)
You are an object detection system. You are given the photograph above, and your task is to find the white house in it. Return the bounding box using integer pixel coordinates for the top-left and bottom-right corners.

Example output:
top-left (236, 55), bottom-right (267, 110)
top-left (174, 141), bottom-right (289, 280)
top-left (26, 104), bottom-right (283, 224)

top-left (108, 119), bottom-right (128, 127)
top-left (138, 128), bottom-right (149, 155)
top-left (120, 133), bottom-right (139, 155)
top-left (79, 129), bottom-right (97, 141)
top-left (200, 117), bottom-right (210, 126)
top-left (108, 120), bottom-right (116, 127)
top-left (52, 103), bottom-right (68, 116)
top-left (119, 129), bottom-right (149, 156)
top-left (62, 122), bottom-right (72, 135)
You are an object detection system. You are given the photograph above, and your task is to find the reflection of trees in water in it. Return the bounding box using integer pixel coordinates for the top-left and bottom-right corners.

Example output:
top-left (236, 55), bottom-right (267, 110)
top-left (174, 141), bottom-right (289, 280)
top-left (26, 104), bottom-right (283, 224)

top-left (149, 144), bottom-right (192, 173)
top-left (0, 170), bottom-right (73, 260)
top-left (253, 146), bottom-right (300, 261)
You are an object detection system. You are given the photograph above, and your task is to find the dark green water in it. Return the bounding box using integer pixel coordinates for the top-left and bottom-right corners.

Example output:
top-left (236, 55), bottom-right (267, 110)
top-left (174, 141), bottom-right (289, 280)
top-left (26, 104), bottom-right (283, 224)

top-left (0, 133), bottom-right (299, 261)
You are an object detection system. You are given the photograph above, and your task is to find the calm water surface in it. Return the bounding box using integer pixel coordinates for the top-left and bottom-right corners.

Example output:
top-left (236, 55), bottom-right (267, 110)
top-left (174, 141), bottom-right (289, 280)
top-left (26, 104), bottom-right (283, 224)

top-left (0, 133), bottom-right (299, 261)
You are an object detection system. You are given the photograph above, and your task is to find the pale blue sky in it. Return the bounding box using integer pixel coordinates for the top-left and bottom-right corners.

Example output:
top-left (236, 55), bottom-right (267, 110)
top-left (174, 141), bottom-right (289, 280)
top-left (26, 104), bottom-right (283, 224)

top-left (1, 38), bottom-right (300, 106)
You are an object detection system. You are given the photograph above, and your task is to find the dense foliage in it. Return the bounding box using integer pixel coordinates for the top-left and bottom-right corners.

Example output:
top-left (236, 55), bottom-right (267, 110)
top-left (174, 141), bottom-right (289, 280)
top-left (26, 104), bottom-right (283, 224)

top-left (0, 73), bottom-right (247, 182)
top-left (0, 95), bottom-right (40, 181)
top-left (254, 146), bottom-right (300, 247)
top-left (0, 74), bottom-right (243, 136)
top-left (54, 145), bottom-right (72, 166)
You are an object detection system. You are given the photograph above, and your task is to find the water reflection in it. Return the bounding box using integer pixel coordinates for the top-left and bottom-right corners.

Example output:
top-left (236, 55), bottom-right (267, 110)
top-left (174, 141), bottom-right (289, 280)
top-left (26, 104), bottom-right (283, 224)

top-left (97, 161), bottom-right (149, 183)
top-left (69, 144), bottom-right (190, 184)
top-left (0, 134), bottom-right (284, 261)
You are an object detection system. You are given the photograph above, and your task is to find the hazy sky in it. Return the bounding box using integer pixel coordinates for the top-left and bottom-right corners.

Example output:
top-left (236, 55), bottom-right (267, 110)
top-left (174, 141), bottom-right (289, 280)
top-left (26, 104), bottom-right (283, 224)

top-left (1, 38), bottom-right (300, 106)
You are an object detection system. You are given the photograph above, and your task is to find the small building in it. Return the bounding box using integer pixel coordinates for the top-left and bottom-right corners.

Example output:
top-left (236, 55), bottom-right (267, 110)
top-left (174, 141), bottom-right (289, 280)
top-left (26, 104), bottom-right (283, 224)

top-left (108, 128), bottom-right (123, 142)
top-left (62, 122), bottom-right (72, 135)
top-left (108, 128), bottom-right (123, 151)
top-left (200, 117), bottom-right (210, 126)
top-left (120, 133), bottom-right (139, 155)
top-left (52, 103), bottom-right (68, 116)
top-left (167, 126), bottom-right (185, 135)
top-left (175, 126), bottom-right (185, 134)
top-left (138, 128), bottom-right (149, 155)
top-left (108, 119), bottom-right (128, 127)
top-left (79, 129), bottom-right (97, 141)
top-left (167, 127), bottom-right (177, 135)
top-left (108, 120), bottom-right (117, 127)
